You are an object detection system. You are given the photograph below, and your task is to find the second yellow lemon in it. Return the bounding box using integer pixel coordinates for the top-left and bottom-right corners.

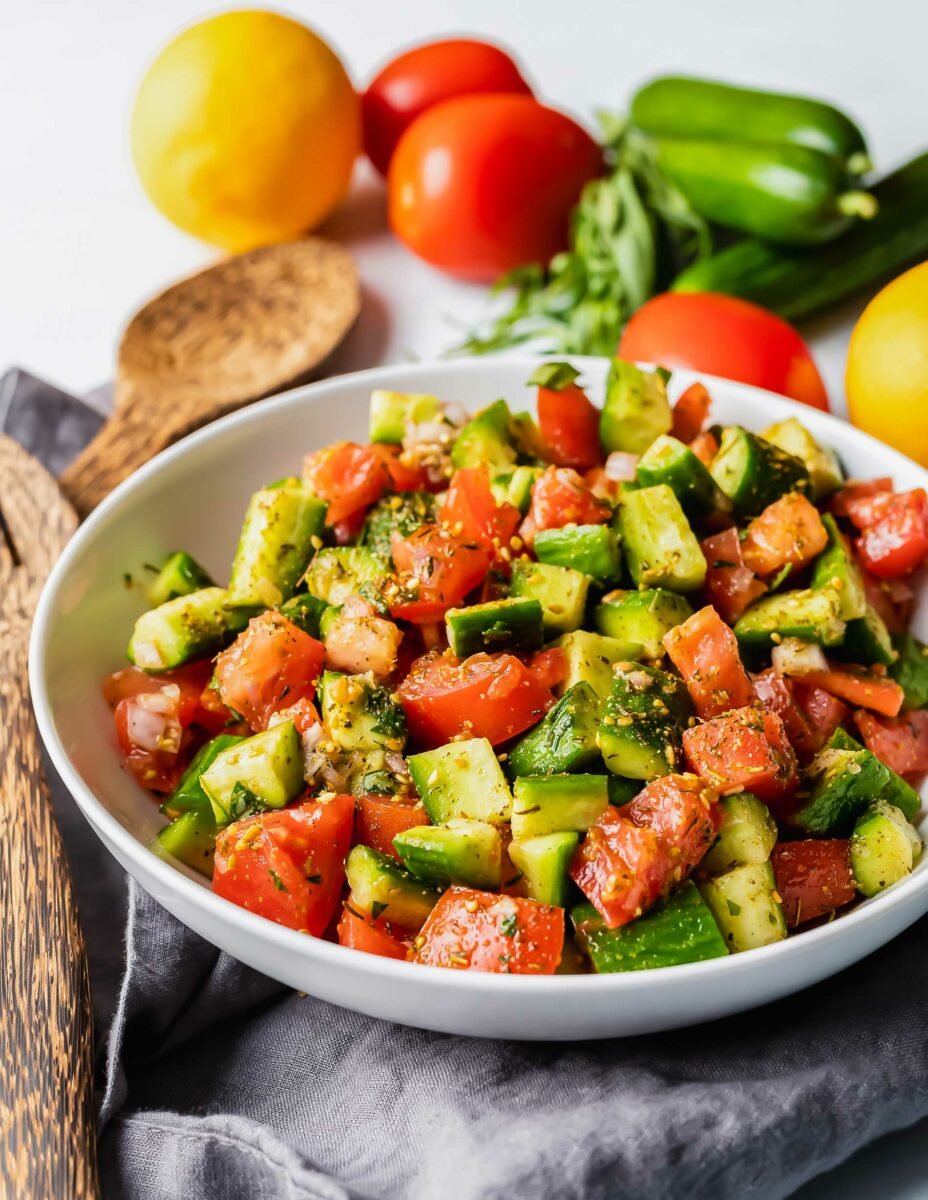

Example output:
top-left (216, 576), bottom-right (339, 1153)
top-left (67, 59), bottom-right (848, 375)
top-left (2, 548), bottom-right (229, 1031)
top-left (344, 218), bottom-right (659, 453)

top-left (847, 261), bottom-right (928, 467)
top-left (130, 11), bottom-right (360, 251)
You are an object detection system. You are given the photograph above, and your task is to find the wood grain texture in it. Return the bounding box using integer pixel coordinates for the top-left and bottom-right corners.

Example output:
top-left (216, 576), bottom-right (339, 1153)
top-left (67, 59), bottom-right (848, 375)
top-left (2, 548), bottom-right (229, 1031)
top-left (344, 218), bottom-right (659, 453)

top-left (0, 434), bottom-right (97, 1198)
top-left (59, 237), bottom-right (360, 518)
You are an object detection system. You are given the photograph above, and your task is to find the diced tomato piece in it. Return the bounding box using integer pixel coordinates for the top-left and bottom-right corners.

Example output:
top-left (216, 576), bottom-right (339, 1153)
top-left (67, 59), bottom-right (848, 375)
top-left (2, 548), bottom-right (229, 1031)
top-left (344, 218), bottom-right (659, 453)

top-left (854, 708), bottom-right (928, 777)
top-left (851, 489), bottom-right (928, 579)
top-left (740, 493), bottom-right (828, 578)
top-left (303, 441), bottom-right (390, 526)
top-left (570, 806), bottom-right (674, 929)
top-left (331, 507), bottom-right (368, 545)
top-left (373, 444), bottom-right (432, 492)
top-left (104, 661), bottom-right (213, 728)
top-left (412, 887), bottom-right (564, 974)
top-left (113, 696), bottom-right (188, 793)
top-left (663, 605), bottom-right (755, 719)
top-left (520, 466), bottom-right (611, 547)
top-left (337, 901), bottom-right (410, 960)
top-left (771, 840), bottom-right (856, 928)
top-left (388, 524), bottom-right (491, 623)
top-left (584, 466), bottom-right (621, 502)
top-left (683, 707), bottom-right (799, 804)
top-left (213, 795), bottom-right (355, 935)
top-left (861, 567), bottom-right (913, 635)
top-left (324, 609), bottom-right (403, 679)
top-left (700, 528), bottom-right (767, 625)
top-left (397, 650), bottom-right (554, 748)
top-left (524, 646), bottom-right (569, 691)
top-left (354, 795), bottom-right (428, 860)
top-left (626, 773), bottom-right (721, 874)
top-left (269, 696), bottom-right (321, 736)
top-left (213, 611), bottom-right (324, 732)
top-left (536, 382), bottom-right (602, 470)
top-left (671, 382), bottom-right (711, 444)
top-left (799, 663), bottom-right (904, 718)
top-left (689, 430), bottom-right (719, 466)
top-left (829, 477), bottom-right (892, 519)
top-left (439, 466), bottom-right (521, 565)
top-left (790, 680), bottom-right (849, 743)
top-left (752, 670), bottom-right (821, 761)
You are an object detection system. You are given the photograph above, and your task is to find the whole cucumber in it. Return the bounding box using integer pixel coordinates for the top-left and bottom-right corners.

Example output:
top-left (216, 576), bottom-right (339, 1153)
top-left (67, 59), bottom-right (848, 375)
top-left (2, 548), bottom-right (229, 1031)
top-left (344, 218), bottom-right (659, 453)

top-left (655, 137), bottom-right (876, 245)
top-left (632, 76), bottom-right (871, 175)
top-left (671, 152), bottom-right (928, 321)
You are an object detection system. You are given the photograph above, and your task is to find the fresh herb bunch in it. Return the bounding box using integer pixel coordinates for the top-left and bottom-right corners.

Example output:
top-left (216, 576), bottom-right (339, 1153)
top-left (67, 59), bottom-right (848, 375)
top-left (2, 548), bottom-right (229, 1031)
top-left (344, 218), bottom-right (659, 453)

top-left (458, 113), bottom-right (711, 357)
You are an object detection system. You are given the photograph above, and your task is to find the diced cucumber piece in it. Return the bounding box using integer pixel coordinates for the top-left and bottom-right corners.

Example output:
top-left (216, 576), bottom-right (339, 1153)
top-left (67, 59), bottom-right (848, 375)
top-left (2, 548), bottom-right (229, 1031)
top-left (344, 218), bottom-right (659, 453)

top-left (321, 671), bottom-right (406, 753)
top-left (511, 774), bottom-right (609, 841)
top-left (510, 832), bottom-right (579, 907)
top-left (345, 845), bottom-right (442, 929)
top-left (850, 800), bottom-right (921, 897)
top-left (491, 465), bottom-right (541, 514)
top-left (555, 630), bottom-right (639, 699)
top-left (534, 524), bottom-right (622, 582)
top-left (599, 359), bottom-right (672, 455)
top-left (891, 632), bottom-right (928, 712)
top-left (823, 728), bottom-right (921, 821)
top-left (451, 399), bottom-right (516, 471)
top-left (510, 560), bottom-right (590, 634)
top-left (152, 809), bottom-right (216, 877)
top-left (393, 819), bottom-right (501, 889)
top-left (200, 721), bottom-right (304, 827)
top-left (710, 426), bottom-right (810, 516)
top-left (445, 597), bottom-right (544, 657)
top-left (228, 479), bottom-right (327, 606)
top-left (811, 514), bottom-right (866, 621)
top-left (762, 417), bottom-right (844, 500)
top-left (305, 547), bottom-right (388, 608)
top-left (278, 592), bottom-right (331, 638)
top-left (595, 588), bottom-right (693, 660)
top-left (160, 734), bottom-right (247, 818)
top-left (795, 746), bottom-right (892, 835)
top-left (147, 551), bottom-right (215, 608)
top-left (734, 587), bottom-right (845, 649)
top-left (369, 389), bottom-right (441, 443)
top-left (128, 587), bottom-right (246, 672)
top-left (508, 682), bottom-right (602, 776)
top-left (573, 882), bottom-right (729, 972)
top-left (636, 434), bottom-right (724, 516)
top-left (597, 661), bottom-right (692, 780)
top-left (832, 604), bottom-right (896, 668)
top-left (701, 793), bottom-right (777, 875)
top-left (361, 491), bottom-right (436, 563)
top-left (699, 862), bottom-right (787, 952)
top-left (407, 738), bottom-right (513, 824)
top-left (618, 485), bottom-right (707, 592)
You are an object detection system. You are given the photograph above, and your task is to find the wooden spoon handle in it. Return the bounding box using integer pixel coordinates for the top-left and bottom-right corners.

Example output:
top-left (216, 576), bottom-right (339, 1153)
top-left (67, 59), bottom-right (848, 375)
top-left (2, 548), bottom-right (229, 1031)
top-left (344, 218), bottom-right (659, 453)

top-left (0, 621), bottom-right (98, 1197)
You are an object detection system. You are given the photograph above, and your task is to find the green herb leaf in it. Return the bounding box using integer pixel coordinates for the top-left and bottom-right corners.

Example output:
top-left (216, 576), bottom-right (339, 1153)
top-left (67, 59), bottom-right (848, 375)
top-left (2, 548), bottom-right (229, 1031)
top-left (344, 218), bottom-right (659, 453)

top-left (371, 900), bottom-right (389, 920)
top-left (500, 912), bottom-right (519, 938)
top-left (229, 781), bottom-right (264, 822)
top-left (268, 868), bottom-right (288, 893)
top-left (727, 899), bottom-right (742, 917)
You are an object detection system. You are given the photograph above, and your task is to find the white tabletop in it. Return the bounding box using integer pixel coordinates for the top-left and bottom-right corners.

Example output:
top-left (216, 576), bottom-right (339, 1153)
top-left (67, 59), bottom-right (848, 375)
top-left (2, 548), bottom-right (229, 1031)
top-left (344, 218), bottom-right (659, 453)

top-left (4, 0), bottom-right (927, 1192)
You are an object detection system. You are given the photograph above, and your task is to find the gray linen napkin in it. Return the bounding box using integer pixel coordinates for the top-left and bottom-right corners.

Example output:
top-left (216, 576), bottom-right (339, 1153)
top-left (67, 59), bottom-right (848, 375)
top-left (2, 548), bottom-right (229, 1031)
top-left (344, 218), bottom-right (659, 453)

top-left (13, 367), bottom-right (928, 1200)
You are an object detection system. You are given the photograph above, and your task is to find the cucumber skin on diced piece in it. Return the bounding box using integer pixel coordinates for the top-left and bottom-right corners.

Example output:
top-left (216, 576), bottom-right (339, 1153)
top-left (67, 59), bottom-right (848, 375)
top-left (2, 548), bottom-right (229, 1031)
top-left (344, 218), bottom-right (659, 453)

top-left (511, 774), bottom-right (609, 841)
top-left (573, 882), bottom-right (729, 972)
top-left (153, 809), bottom-right (216, 877)
top-left (345, 845), bottom-right (442, 929)
top-left (823, 728), bottom-right (922, 822)
top-left (510, 559), bottom-right (590, 635)
top-left (278, 592), bottom-right (331, 639)
top-left (811, 514), bottom-right (866, 622)
top-left (393, 820), bottom-right (502, 889)
top-left (491, 465), bottom-right (541, 514)
top-left (850, 800), bottom-right (922, 897)
top-left (600, 359), bottom-right (672, 455)
top-left (762, 418), bottom-right (844, 500)
top-left (699, 862), bottom-right (787, 953)
top-left (200, 721), bottom-right (305, 827)
top-left (228, 480), bottom-right (327, 607)
top-left (618, 485), bottom-right (707, 593)
top-left (452, 399), bottom-right (517, 471)
top-left (407, 738), bottom-right (513, 825)
top-left (147, 551), bottom-right (215, 608)
top-left (510, 833), bottom-right (579, 907)
top-left (701, 793), bottom-right (777, 875)
top-left (534, 524), bottom-right (622, 582)
top-left (607, 775), bottom-right (643, 806)
top-left (321, 671), bottom-right (406, 754)
top-left (305, 547), bottom-right (388, 608)
top-left (795, 747), bottom-right (892, 835)
top-left (710, 426), bottom-right (811, 517)
top-left (635, 434), bottom-right (724, 517)
top-left (445, 597), bottom-right (544, 657)
top-left (508, 682), bottom-right (602, 777)
top-left (598, 662), bottom-right (692, 780)
top-left (361, 492), bottom-right (436, 563)
top-left (733, 587), bottom-right (845, 650)
top-left (832, 604), bottom-right (896, 669)
top-left (555, 631), bottom-right (639, 699)
top-left (128, 587), bottom-right (246, 672)
top-left (160, 734), bottom-right (247, 818)
top-left (595, 588), bottom-right (693, 660)
top-left (369, 390), bottom-right (441, 444)
top-left (890, 632), bottom-right (928, 712)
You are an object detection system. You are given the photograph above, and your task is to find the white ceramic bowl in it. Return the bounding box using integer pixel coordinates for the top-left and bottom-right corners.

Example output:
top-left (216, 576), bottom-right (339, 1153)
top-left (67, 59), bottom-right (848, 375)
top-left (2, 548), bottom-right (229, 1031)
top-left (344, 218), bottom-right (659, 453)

top-left (31, 357), bottom-right (928, 1040)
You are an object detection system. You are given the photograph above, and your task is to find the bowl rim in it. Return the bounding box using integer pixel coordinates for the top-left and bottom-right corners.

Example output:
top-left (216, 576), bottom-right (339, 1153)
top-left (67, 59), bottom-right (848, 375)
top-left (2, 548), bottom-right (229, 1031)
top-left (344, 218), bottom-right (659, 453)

top-left (30, 354), bottom-right (928, 998)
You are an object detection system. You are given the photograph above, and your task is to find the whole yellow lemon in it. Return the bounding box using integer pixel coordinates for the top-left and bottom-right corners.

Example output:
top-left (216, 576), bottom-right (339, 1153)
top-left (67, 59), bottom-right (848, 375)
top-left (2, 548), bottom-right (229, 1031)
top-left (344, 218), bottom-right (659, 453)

top-left (847, 260), bottom-right (928, 466)
top-left (130, 11), bottom-right (360, 251)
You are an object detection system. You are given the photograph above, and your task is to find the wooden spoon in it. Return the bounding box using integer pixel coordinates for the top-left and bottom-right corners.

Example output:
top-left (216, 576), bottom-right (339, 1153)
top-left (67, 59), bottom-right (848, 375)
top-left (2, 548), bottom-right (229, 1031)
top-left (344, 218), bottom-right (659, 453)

top-left (0, 435), bottom-right (97, 1197)
top-left (59, 237), bottom-right (360, 518)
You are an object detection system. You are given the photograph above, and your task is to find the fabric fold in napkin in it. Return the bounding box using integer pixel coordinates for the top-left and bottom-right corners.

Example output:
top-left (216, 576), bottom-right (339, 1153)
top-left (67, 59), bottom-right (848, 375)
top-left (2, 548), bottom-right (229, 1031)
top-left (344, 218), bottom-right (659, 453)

top-left (12, 367), bottom-right (928, 1200)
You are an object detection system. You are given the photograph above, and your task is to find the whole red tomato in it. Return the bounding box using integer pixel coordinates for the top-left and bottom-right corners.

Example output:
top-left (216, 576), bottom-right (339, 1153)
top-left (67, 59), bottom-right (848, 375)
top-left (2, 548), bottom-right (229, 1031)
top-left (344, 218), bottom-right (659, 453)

top-left (362, 38), bottom-right (532, 176)
top-left (388, 94), bottom-right (602, 282)
top-left (619, 292), bottom-right (830, 412)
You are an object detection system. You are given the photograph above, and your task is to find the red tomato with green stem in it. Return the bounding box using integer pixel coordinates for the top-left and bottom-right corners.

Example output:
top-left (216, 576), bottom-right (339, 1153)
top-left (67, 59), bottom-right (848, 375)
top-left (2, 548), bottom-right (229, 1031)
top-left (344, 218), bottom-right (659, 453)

top-left (362, 38), bottom-right (532, 176)
top-left (388, 94), bottom-right (602, 282)
top-left (619, 293), bottom-right (830, 411)
top-left (771, 840), bottom-right (856, 928)
top-left (412, 887), bottom-right (564, 974)
top-left (531, 363), bottom-right (602, 470)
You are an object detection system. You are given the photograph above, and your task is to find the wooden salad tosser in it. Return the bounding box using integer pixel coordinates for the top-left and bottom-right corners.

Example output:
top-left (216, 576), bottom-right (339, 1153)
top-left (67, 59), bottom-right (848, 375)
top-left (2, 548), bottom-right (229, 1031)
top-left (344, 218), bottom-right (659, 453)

top-left (0, 237), bottom-right (359, 1195)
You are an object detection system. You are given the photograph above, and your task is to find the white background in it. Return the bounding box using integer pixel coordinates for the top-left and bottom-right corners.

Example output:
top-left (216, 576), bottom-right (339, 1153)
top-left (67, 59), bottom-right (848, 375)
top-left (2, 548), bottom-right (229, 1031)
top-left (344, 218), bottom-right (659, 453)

top-left (4, 1), bottom-right (928, 1194)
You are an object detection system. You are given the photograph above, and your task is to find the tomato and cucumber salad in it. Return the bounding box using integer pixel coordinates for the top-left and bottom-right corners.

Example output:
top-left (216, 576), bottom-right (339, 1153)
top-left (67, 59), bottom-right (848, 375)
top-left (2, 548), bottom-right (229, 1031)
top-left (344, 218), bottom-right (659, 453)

top-left (107, 357), bottom-right (928, 976)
